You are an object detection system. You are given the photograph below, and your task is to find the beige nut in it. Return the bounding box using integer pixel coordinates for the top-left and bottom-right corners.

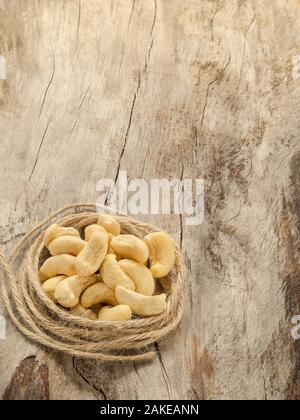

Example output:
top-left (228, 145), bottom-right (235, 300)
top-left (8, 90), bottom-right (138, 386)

top-left (48, 236), bottom-right (87, 256)
top-left (115, 286), bottom-right (167, 317)
top-left (42, 275), bottom-right (67, 302)
top-left (76, 231), bottom-right (108, 277)
top-left (39, 254), bottom-right (77, 282)
top-left (109, 252), bottom-right (122, 261)
top-left (71, 304), bottom-right (97, 320)
top-left (97, 214), bottom-right (121, 236)
top-left (44, 224), bottom-right (80, 248)
top-left (118, 259), bottom-right (155, 296)
top-left (81, 282), bottom-right (118, 308)
top-left (55, 274), bottom-right (97, 308)
top-left (98, 305), bottom-right (132, 321)
top-left (144, 232), bottom-right (176, 278)
top-left (84, 224), bottom-right (109, 242)
top-left (110, 235), bottom-right (149, 264)
top-left (101, 254), bottom-right (135, 291)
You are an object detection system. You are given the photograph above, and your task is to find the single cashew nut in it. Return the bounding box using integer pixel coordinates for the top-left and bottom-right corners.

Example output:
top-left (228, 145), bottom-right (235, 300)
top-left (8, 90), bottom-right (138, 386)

top-left (39, 254), bottom-right (77, 282)
top-left (55, 274), bottom-right (97, 308)
top-left (144, 232), bottom-right (176, 278)
top-left (71, 304), bottom-right (97, 320)
top-left (97, 214), bottom-right (121, 236)
top-left (118, 259), bottom-right (155, 296)
top-left (81, 282), bottom-right (118, 308)
top-left (48, 236), bottom-right (87, 256)
top-left (44, 224), bottom-right (80, 248)
top-left (100, 254), bottom-right (136, 291)
top-left (98, 305), bottom-right (132, 321)
top-left (110, 235), bottom-right (149, 264)
top-left (115, 286), bottom-right (167, 317)
top-left (42, 275), bottom-right (67, 301)
top-left (76, 231), bottom-right (108, 277)
top-left (85, 224), bottom-right (109, 242)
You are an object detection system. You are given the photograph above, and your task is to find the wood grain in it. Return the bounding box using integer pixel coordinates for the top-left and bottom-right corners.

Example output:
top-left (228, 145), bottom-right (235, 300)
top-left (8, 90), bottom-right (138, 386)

top-left (0, 0), bottom-right (300, 400)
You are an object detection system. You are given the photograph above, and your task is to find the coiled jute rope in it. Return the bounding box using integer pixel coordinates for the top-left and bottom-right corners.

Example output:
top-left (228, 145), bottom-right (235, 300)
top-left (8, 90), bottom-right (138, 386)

top-left (0, 203), bottom-right (184, 362)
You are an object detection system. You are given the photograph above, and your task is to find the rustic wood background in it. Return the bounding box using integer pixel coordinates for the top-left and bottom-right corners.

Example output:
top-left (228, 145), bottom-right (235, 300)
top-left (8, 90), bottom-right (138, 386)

top-left (1, 0), bottom-right (300, 400)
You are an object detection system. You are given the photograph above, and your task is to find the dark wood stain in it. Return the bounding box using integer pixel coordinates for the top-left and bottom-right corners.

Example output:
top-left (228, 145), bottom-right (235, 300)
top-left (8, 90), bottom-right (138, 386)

top-left (285, 152), bottom-right (300, 400)
top-left (3, 356), bottom-right (50, 400)
top-left (190, 336), bottom-right (214, 399)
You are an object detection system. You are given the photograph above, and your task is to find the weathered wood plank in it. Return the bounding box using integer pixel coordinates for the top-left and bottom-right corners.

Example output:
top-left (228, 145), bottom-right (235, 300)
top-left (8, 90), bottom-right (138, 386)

top-left (0, 0), bottom-right (300, 400)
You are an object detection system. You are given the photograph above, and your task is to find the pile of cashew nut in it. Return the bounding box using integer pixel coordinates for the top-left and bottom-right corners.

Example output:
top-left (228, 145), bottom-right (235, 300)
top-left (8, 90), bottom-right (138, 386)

top-left (38, 215), bottom-right (176, 321)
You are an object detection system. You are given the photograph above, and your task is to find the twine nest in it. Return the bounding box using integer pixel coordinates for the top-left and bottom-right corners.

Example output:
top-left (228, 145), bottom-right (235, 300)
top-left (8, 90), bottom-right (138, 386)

top-left (0, 204), bottom-right (184, 362)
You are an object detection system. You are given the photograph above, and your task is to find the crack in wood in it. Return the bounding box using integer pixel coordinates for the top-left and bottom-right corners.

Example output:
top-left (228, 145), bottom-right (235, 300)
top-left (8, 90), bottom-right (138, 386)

top-left (114, 0), bottom-right (157, 186)
top-left (28, 56), bottom-right (56, 182)
top-left (73, 0), bottom-right (82, 64)
top-left (75, 0), bottom-right (81, 51)
top-left (198, 55), bottom-right (231, 148)
top-left (155, 342), bottom-right (172, 399)
top-left (37, 57), bottom-right (55, 125)
top-left (128, 0), bottom-right (136, 31)
top-left (117, 0), bottom-right (136, 81)
top-left (114, 82), bottom-right (139, 185)
top-left (28, 117), bottom-right (52, 182)
top-left (78, 59), bottom-right (95, 110)
top-left (66, 119), bottom-right (78, 144)
top-left (72, 357), bottom-right (107, 400)
top-left (144, 0), bottom-right (157, 72)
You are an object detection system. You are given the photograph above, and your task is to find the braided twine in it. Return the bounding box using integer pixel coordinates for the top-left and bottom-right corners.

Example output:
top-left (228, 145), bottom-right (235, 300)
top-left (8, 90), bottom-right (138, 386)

top-left (0, 203), bottom-right (184, 362)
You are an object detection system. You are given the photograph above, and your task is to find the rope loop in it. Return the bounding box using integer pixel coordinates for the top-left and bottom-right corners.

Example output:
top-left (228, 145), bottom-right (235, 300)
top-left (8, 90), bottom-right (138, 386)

top-left (0, 204), bottom-right (184, 361)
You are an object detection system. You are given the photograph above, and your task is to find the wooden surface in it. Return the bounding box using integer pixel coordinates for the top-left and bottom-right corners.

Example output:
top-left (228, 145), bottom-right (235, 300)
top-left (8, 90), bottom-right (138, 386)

top-left (0, 0), bottom-right (300, 400)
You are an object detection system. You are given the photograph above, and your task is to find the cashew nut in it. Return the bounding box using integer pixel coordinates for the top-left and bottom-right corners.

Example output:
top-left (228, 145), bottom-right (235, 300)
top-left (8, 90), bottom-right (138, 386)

top-left (97, 214), bottom-right (121, 236)
top-left (98, 305), bottom-right (132, 321)
top-left (118, 259), bottom-right (155, 296)
top-left (48, 236), bottom-right (87, 256)
top-left (110, 235), bottom-right (149, 264)
top-left (76, 231), bottom-right (108, 277)
top-left (85, 226), bottom-right (118, 257)
top-left (55, 274), bottom-right (97, 308)
top-left (81, 282), bottom-right (118, 308)
top-left (44, 223), bottom-right (80, 248)
top-left (84, 224), bottom-right (109, 242)
top-left (144, 232), bottom-right (176, 278)
top-left (39, 254), bottom-right (77, 282)
top-left (71, 304), bottom-right (97, 320)
top-left (115, 286), bottom-right (167, 317)
top-left (100, 254), bottom-right (136, 291)
top-left (42, 275), bottom-right (67, 302)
